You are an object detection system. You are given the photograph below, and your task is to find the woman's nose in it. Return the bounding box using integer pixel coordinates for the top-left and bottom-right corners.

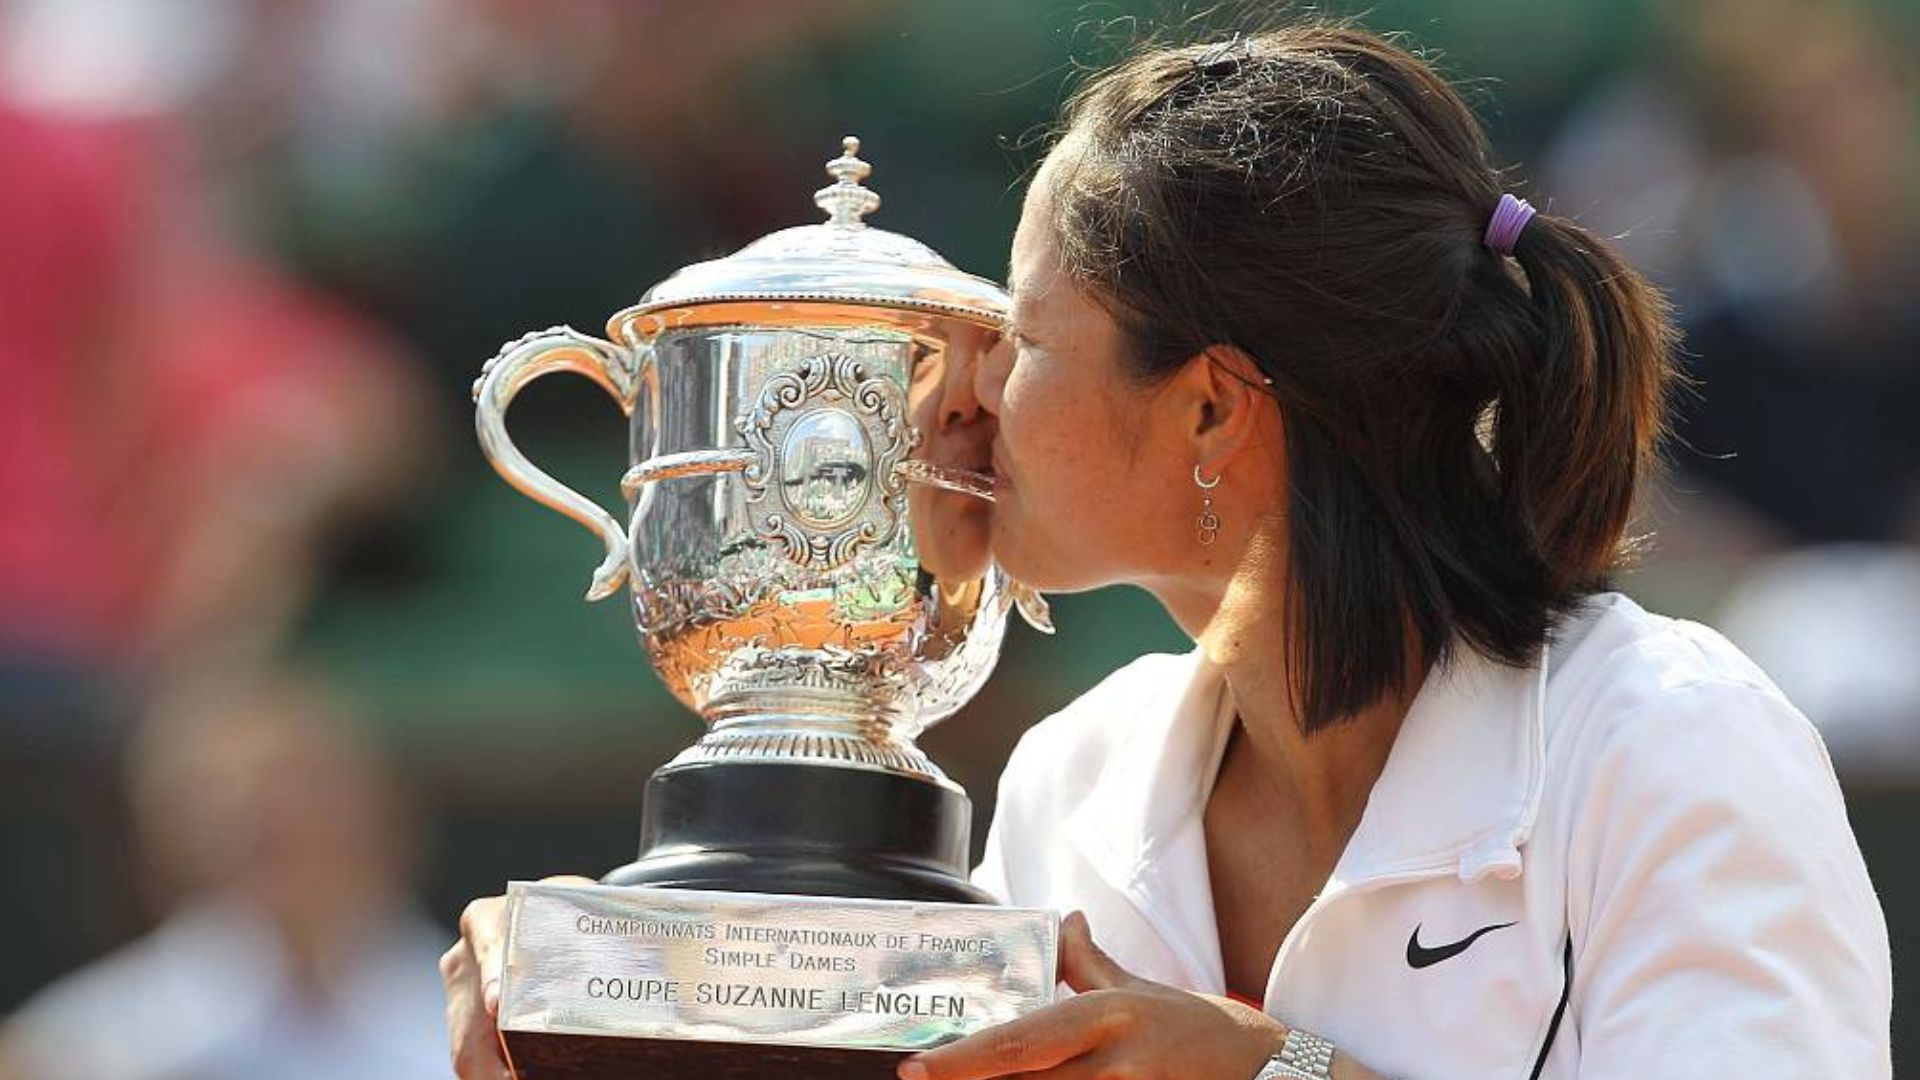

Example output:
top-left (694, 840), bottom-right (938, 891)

top-left (973, 332), bottom-right (1012, 419)
top-left (938, 339), bottom-right (985, 431)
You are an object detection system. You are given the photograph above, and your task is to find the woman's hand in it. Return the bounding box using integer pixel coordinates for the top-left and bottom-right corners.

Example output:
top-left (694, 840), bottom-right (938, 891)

top-left (438, 876), bottom-right (593, 1080)
top-left (897, 911), bottom-right (1288, 1080)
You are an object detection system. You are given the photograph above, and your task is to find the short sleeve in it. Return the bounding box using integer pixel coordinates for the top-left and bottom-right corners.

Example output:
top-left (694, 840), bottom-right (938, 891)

top-left (1565, 679), bottom-right (1892, 1076)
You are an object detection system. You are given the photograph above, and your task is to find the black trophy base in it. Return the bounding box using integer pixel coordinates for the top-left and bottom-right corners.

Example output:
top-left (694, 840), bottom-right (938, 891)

top-left (502, 1031), bottom-right (907, 1080)
top-left (600, 759), bottom-right (991, 904)
top-left (504, 760), bottom-right (987, 1079)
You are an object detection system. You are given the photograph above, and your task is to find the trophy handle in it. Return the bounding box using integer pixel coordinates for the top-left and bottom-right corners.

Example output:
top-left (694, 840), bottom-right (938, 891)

top-left (473, 326), bottom-right (640, 602)
top-left (619, 450), bottom-right (754, 497)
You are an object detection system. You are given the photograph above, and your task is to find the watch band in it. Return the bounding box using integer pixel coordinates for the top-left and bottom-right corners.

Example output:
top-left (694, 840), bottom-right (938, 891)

top-left (1252, 1026), bottom-right (1336, 1079)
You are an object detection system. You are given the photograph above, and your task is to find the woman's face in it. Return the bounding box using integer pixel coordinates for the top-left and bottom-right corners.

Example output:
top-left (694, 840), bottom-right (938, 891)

top-left (976, 162), bottom-right (1192, 593)
top-left (906, 323), bottom-right (996, 583)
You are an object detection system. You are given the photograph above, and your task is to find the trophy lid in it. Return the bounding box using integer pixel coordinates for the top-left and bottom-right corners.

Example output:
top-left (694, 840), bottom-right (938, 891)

top-left (616, 137), bottom-right (1010, 337)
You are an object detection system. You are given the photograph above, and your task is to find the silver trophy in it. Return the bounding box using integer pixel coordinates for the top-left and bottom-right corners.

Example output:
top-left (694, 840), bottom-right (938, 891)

top-left (472, 138), bottom-right (1055, 1079)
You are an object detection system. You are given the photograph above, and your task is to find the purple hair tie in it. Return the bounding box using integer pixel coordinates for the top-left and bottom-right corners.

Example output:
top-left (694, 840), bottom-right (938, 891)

top-left (1483, 193), bottom-right (1536, 257)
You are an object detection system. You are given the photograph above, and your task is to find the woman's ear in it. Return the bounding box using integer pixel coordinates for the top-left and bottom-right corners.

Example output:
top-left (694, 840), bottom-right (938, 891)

top-left (1175, 345), bottom-right (1279, 474)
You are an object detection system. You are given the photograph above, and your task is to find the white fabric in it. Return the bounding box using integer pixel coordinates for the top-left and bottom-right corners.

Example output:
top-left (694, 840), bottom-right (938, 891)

top-left (972, 592), bottom-right (1892, 1078)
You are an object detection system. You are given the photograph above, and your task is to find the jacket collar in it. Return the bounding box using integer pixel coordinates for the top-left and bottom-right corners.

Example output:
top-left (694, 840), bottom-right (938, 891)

top-left (1065, 638), bottom-right (1549, 903)
top-left (1063, 649), bottom-right (1235, 892)
top-left (1062, 648), bottom-right (1237, 987)
top-left (1334, 643), bottom-right (1548, 885)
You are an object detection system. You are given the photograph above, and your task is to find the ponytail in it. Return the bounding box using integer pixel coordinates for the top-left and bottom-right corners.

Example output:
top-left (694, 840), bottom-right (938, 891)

top-left (1500, 213), bottom-right (1680, 593)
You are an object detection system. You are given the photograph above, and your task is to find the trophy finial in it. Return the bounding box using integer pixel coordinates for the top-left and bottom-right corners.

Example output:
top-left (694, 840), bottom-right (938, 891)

top-left (815, 134), bottom-right (881, 227)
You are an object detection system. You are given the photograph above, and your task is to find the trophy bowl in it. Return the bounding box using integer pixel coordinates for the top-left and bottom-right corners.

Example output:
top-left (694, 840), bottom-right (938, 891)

top-left (470, 138), bottom-right (1057, 1078)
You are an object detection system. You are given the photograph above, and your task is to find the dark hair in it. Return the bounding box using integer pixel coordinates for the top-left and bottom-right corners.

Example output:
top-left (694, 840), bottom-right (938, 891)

top-left (1046, 20), bottom-right (1679, 732)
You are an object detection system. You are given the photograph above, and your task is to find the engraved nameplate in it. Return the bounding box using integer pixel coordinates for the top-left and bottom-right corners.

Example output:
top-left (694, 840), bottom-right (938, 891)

top-left (498, 882), bottom-right (1058, 1053)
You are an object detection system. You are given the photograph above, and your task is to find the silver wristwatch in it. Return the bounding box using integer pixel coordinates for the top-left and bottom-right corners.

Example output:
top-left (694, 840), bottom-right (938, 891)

top-left (1253, 1026), bottom-right (1336, 1079)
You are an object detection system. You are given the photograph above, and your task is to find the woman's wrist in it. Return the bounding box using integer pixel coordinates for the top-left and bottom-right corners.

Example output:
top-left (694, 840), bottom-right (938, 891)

top-left (1215, 999), bottom-right (1292, 1078)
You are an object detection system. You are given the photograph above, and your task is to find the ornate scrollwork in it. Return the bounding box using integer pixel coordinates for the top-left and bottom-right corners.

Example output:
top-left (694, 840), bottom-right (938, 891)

top-left (736, 352), bottom-right (916, 570)
top-left (720, 642), bottom-right (914, 697)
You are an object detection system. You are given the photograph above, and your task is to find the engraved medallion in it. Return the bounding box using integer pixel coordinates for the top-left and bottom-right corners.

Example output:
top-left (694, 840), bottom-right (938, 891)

top-left (738, 351), bottom-right (915, 571)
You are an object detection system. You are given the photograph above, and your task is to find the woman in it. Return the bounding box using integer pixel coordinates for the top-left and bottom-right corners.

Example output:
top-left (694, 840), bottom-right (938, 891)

top-left (441, 22), bottom-right (1892, 1078)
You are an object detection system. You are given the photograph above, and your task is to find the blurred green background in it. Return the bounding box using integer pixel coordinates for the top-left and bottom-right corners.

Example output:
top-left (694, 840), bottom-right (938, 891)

top-left (2, 0), bottom-right (1917, 1075)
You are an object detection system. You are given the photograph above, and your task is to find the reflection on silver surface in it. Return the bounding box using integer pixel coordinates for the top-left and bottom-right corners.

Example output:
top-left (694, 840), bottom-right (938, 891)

top-left (473, 139), bottom-right (1034, 787)
top-left (895, 460), bottom-right (997, 502)
top-left (621, 450), bottom-right (752, 497)
top-left (500, 882), bottom-right (1058, 1052)
top-left (783, 409), bottom-right (870, 527)
top-left (628, 326), bottom-right (1006, 785)
top-left (735, 347), bottom-right (913, 571)
top-left (620, 136), bottom-right (1009, 334)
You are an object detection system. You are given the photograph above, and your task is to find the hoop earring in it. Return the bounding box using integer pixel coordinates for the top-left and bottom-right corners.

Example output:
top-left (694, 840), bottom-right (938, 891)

top-left (1193, 465), bottom-right (1221, 546)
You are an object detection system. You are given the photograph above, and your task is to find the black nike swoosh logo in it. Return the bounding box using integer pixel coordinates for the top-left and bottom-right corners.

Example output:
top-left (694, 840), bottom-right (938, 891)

top-left (1406, 921), bottom-right (1516, 969)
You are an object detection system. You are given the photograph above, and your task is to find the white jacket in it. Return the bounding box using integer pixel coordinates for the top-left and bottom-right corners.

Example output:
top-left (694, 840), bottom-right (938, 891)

top-left (971, 592), bottom-right (1891, 1078)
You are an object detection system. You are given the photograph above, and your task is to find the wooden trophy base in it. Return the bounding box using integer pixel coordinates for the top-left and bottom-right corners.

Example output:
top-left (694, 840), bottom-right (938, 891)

top-left (502, 1031), bottom-right (907, 1080)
